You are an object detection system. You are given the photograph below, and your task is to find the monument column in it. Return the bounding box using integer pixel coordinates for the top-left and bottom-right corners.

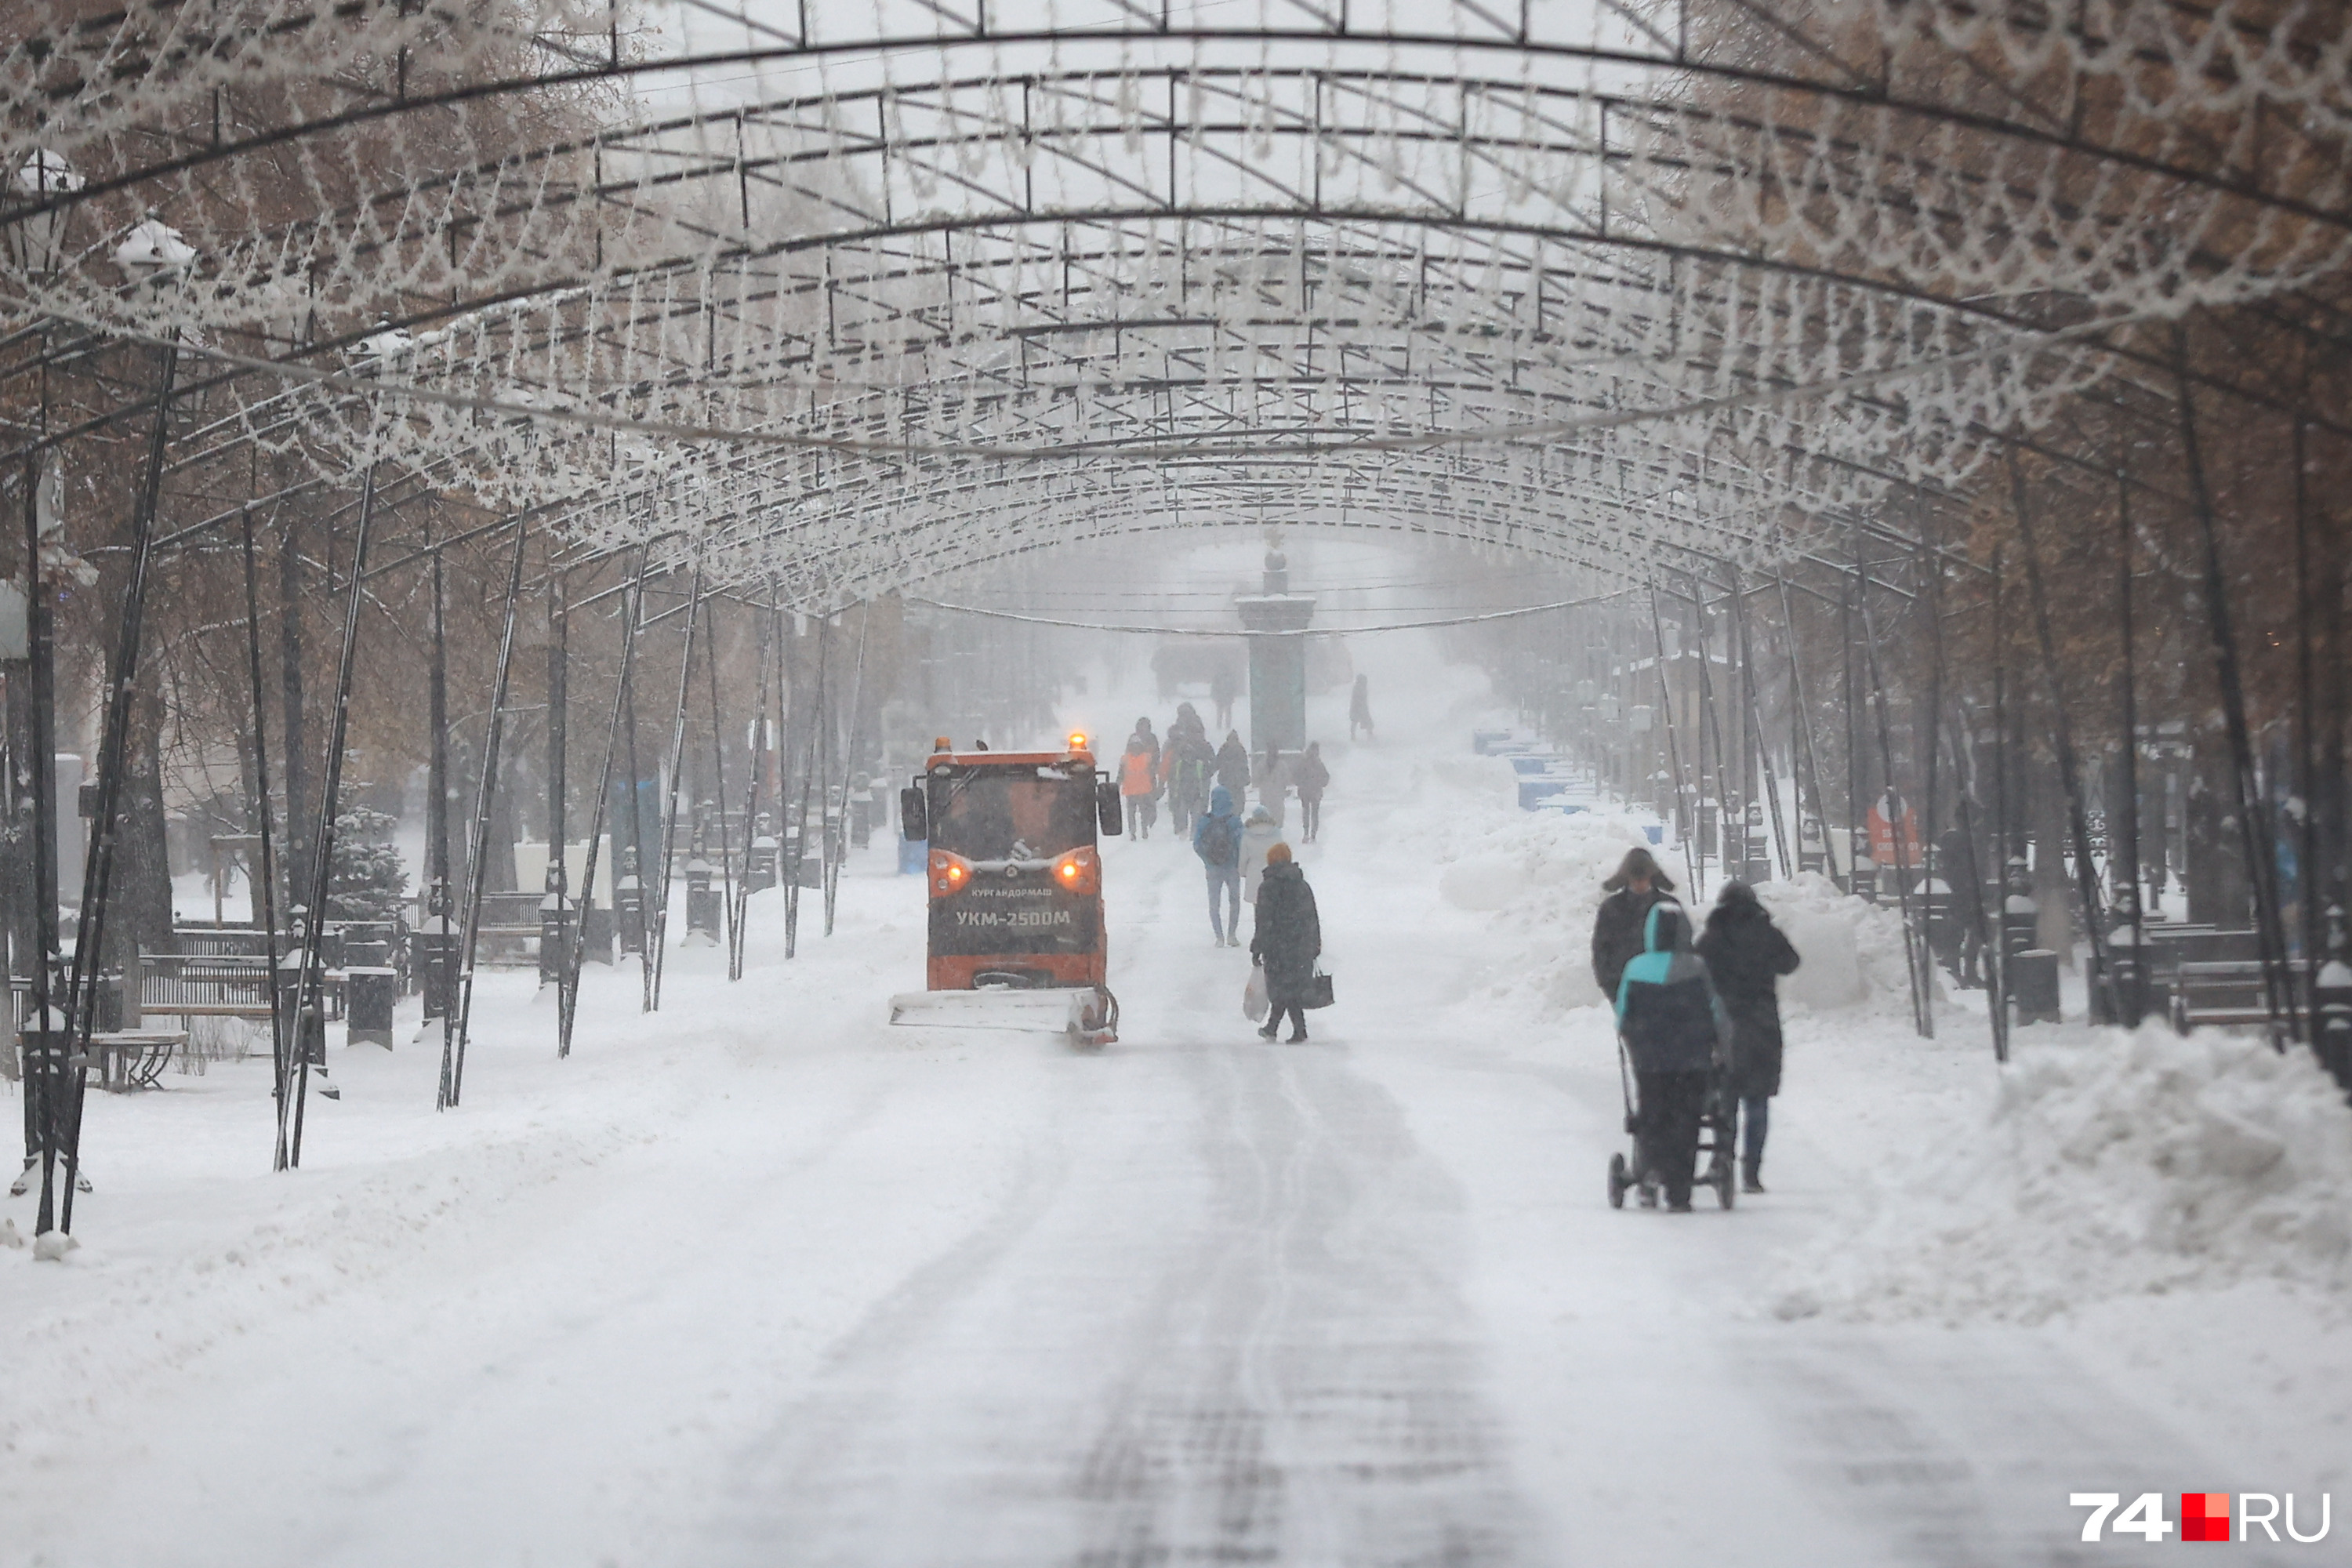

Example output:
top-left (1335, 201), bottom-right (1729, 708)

top-left (1233, 543), bottom-right (1315, 754)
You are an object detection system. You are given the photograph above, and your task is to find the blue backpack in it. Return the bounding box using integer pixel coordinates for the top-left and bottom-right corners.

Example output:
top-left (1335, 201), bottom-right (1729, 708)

top-left (1196, 812), bottom-right (1241, 866)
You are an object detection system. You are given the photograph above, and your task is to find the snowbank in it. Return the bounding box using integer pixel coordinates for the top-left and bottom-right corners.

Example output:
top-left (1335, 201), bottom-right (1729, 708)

top-left (1406, 759), bottom-right (1916, 1021)
top-left (1754, 872), bottom-right (1919, 1021)
top-left (1775, 1023), bottom-right (2352, 1325)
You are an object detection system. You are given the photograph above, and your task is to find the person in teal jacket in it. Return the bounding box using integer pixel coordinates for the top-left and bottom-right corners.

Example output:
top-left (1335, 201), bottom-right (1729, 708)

top-left (1614, 902), bottom-right (1732, 1211)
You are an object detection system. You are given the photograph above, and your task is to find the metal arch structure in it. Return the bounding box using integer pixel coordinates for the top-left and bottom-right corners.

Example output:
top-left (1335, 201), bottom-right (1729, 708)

top-left (0, 0), bottom-right (2345, 600)
top-left (2, 0), bottom-right (2348, 1219)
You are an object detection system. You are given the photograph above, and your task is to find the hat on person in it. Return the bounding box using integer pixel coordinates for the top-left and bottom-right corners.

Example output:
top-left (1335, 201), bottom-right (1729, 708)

top-left (1602, 845), bottom-right (1675, 894)
top-left (1266, 842), bottom-right (1293, 865)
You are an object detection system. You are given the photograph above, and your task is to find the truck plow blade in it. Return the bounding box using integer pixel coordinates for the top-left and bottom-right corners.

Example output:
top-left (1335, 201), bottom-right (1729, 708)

top-left (887, 988), bottom-right (1116, 1046)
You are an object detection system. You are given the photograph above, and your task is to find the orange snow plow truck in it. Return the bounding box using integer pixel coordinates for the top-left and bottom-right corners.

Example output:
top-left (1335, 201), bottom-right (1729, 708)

top-left (887, 735), bottom-right (1123, 1047)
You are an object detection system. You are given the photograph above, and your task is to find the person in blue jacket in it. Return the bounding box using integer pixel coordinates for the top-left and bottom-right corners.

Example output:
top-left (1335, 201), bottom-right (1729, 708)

top-left (1614, 901), bottom-right (1732, 1212)
top-left (1192, 784), bottom-right (1244, 947)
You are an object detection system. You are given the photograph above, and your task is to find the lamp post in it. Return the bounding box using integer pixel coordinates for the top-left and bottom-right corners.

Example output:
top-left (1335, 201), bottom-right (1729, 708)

top-left (5, 153), bottom-right (78, 1214)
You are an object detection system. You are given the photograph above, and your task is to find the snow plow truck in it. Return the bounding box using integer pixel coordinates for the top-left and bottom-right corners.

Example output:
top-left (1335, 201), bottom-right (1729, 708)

top-left (888, 735), bottom-right (1123, 1047)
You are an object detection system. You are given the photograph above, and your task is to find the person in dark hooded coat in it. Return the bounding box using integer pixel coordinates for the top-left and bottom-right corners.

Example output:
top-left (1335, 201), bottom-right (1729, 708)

top-left (1614, 901), bottom-right (1730, 1211)
top-left (1590, 845), bottom-right (1676, 1001)
top-left (1214, 731), bottom-right (1252, 797)
top-left (1250, 843), bottom-right (1321, 1044)
top-left (1695, 881), bottom-right (1800, 1193)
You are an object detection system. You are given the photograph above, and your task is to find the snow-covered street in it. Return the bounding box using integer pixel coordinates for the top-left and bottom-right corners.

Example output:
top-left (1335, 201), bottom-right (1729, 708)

top-left (6, 641), bottom-right (2343, 1567)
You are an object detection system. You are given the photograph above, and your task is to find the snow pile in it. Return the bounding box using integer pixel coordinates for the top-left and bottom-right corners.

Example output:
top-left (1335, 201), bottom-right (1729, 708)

top-left (1406, 758), bottom-right (1918, 1022)
top-left (1755, 872), bottom-right (1919, 1021)
top-left (1775, 1024), bottom-right (2352, 1325)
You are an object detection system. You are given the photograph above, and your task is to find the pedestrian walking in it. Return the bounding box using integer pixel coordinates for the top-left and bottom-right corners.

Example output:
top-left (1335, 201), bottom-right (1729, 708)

top-left (1695, 881), bottom-right (1800, 1194)
top-left (1239, 805), bottom-right (1282, 904)
top-left (1120, 734), bottom-right (1159, 839)
top-left (1614, 902), bottom-right (1731, 1212)
top-left (1250, 843), bottom-right (1322, 1043)
top-left (1171, 700), bottom-right (1207, 749)
top-left (1349, 674), bottom-right (1374, 741)
top-left (1211, 666), bottom-right (1239, 732)
top-left (1193, 784), bottom-right (1244, 946)
top-left (1291, 741), bottom-right (1330, 843)
top-left (1215, 729), bottom-right (1251, 798)
top-left (1165, 723), bottom-right (1213, 836)
top-left (1591, 845), bottom-right (1676, 1000)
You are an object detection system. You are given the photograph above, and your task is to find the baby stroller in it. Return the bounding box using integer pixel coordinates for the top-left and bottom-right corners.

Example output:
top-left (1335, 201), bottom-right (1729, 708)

top-left (1606, 1033), bottom-right (1737, 1210)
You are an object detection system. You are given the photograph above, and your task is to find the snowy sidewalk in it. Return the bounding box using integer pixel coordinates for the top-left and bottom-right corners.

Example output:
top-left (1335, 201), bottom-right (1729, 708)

top-left (3, 638), bottom-right (2344, 1566)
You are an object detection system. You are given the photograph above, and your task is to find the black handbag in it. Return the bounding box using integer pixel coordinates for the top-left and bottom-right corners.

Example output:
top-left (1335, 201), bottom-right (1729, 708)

top-left (1304, 969), bottom-right (1334, 1010)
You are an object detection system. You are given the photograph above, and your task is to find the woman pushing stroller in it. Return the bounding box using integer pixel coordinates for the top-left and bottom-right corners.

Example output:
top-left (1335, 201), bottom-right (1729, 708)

top-left (1610, 899), bottom-right (1733, 1212)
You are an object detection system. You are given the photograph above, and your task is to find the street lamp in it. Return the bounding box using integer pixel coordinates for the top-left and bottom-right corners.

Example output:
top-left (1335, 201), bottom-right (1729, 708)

top-left (111, 210), bottom-right (197, 285)
top-left (9, 150), bottom-right (82, 278)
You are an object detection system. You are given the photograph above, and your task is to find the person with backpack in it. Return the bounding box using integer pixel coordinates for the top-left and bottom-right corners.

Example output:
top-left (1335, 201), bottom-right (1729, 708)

top-left (1696, 881), bottom-right (1801, 1194)
top-left (1615, 902), bottom-right (1732, 1212)
top-left (1192, 784), bottom-right (1244, 946)
top-left (1290, 741), bottom-right (1330, 843)
top-left (1251, 843), bottom-right (1322, 1044)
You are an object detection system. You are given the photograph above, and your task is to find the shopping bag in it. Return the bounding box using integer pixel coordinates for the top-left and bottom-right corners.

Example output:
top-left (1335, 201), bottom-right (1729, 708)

top-left (1304, 968), bottom-right (1335, 1011)
top-left (1243, 964), bottom-right (1269, 1022)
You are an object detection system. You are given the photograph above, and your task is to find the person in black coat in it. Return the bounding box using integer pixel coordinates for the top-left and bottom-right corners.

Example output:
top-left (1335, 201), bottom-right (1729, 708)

top-left (1614, 901), bottom-right (1730, 1211)
top-left (1215, 731), bottom-right (1252, 798)
top-left (1695, 880), bottom-right (1801, 1194)
top-left (1590, 845), bottom-right (1676, 1001)
top-left (1250, 843), bottom-right (1322, 1044)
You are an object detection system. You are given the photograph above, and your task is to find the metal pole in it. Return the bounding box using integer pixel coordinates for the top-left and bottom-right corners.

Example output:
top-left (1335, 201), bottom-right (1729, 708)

top-left (1990, 544), bottom-right (2012, 1060)
top-left (1914, 533), bottom-right (1944, 1036)
top-left (56, 334), bottom-right (180, 1231)
top-left (284, 459), bottom-right (379, 1169)
top-left (648, 561), bottom-right (704, 1011)
top-left (561, 547), bottom-right (649, 1056)
top-left (1853, 545), bottom-right (1929, 1038)
top-left (441, 521), bottom-right (528, 1109)
top-left (730, 601), bottom-right (772, 982)
top-left (543, 558), bottom-right (568, 992)
top-left (622, 590), bottom-right (651, 1009)
top-left (1730, 566), bottom-right (1790, 879)
top-left (1646, 582), bottom-right (1697, 894)
top-left (2114, 468), bottom-right (2146, 1027)
top-left (1776, 571), bottom-right (1828, 876)
top-left (279, 507), bottom-right (308, 907)
top-left (1682, 575), bottom-right (1721, 902)
top-left (16, 455), bottom-right (59, 1212)
top-left (239, 510), bottom-right (290, 1168)
top-left (704, 598), bottom-right (739, 971)
top-left (2293, 418), bottom-right (2319, 1028)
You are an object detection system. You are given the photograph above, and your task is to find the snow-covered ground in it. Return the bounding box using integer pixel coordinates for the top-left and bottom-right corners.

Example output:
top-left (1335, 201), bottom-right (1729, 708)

top-left (5, 632), bottom-right (2347, 1566)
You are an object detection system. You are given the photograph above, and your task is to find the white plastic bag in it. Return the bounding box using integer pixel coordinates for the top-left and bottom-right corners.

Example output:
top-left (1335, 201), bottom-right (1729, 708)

top-left (1243, 964), bottom-right (1269, 1022)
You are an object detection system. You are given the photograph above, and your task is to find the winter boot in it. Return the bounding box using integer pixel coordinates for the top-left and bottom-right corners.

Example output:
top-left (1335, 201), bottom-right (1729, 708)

top-left (1256, 1022), bottom-right (1279, 1041)
top-left (1742, 1162), bottom-right (1766, 1195)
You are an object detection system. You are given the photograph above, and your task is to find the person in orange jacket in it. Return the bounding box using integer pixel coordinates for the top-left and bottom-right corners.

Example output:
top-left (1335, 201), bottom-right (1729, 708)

top-left (1120, 734), bottom-right (1160, 839)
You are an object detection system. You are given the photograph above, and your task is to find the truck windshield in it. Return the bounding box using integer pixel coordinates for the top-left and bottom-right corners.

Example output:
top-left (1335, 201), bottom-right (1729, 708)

top-left (931, 771), bottom-right (1094, 862)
